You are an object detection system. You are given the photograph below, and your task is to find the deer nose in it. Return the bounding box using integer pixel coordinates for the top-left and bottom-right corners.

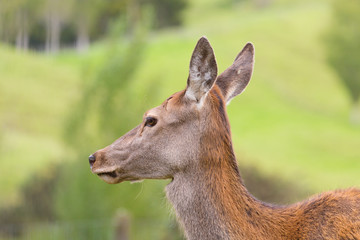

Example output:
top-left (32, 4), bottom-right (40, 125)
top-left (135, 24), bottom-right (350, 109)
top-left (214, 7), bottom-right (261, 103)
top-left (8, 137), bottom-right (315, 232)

top-left (89, 154), bottom-right (96, 168)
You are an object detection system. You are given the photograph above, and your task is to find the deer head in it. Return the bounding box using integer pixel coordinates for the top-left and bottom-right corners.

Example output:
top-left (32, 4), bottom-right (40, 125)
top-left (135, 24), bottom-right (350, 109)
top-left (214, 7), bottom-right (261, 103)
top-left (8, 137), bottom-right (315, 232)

top-left (89, 37), bottom-right (254, 184)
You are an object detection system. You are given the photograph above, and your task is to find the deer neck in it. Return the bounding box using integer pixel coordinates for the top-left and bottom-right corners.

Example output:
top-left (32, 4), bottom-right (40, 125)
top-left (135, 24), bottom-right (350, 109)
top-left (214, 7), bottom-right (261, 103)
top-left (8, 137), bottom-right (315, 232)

top-left (165, 134), bottom-right (283, 240)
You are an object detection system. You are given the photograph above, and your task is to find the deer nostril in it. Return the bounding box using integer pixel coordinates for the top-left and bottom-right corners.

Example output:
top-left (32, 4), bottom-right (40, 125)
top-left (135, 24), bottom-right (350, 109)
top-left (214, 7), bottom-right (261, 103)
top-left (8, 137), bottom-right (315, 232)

top-left (89, 154), bottom-right (96, 167)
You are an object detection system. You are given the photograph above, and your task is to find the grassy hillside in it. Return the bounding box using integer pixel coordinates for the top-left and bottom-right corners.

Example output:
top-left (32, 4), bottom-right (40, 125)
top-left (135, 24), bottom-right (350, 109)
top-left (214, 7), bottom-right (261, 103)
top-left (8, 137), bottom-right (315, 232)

top-left (0, 47), bottom-right (82, 206)
top-left (1, 0), bottom-right (359, 211)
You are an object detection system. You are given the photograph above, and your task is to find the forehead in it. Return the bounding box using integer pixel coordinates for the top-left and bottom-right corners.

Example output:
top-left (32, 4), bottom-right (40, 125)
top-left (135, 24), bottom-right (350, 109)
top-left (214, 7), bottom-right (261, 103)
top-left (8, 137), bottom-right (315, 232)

top-left (145, 90), bottom-right (186, 117)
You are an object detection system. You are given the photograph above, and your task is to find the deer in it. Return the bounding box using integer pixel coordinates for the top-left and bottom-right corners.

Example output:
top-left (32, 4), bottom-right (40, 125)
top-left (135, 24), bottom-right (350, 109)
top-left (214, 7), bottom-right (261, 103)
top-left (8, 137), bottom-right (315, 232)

top-left (89, 37), bottom-right (360, 240)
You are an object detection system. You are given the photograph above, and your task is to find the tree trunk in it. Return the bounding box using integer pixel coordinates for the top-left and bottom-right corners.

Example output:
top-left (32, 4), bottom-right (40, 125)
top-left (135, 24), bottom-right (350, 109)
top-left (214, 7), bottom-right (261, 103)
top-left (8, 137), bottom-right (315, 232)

top-left (23, 25), bottom-right (29, 50)
top-left (16, 11), bottom-right (23, 51)
top-left (350, 100), bottom-right (360, 125)
top-left (114, 209), bottom-right (130, 240)
top-left (76, 22), bottom-right (89, 53)
top-left (45, 13), bottom-right (51, 53)
top-left (254, 0), bottom-right (272, 8)
top-left (45, 0), bottom-right (61, 54)
top-left (50, 13), bottom-right (60, 53)
top-left (16, 26), bottom-right (23, 50)
top-left (15, 9), bottom-right (29, 52)
top-left (22, 10), bottom-right (29, 51)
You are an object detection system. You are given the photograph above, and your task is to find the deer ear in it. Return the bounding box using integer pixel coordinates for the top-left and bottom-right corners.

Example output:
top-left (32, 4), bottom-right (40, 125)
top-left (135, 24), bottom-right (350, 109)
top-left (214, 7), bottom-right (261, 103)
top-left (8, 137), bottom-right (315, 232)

top-left (185, 37), bottom-right (218, 104)
top-left (216, 43), bottom-right (255, 105)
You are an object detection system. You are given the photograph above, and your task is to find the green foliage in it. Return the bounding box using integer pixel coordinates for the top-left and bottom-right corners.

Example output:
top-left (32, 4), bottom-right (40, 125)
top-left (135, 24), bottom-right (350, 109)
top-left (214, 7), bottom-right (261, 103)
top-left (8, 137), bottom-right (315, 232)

top-left (0, 165), bottom-right (58, 238)
top-left (64, 19), bottom-right (147, 147)
top-left (54, 14), bottom-right (183, 239)
top-left (325, 0), bottom-right (360, 103)
top-left (58, 16), bottom-right (147, 216)
top-left (141, 0), bottom-right (188, 28)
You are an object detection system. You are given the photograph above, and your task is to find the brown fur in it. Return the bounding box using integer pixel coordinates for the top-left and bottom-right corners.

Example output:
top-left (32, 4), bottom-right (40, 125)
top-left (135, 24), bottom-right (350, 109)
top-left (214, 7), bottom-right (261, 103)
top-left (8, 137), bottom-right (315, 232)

top-left (192, 85), bottom-right (360, 239)
top-left (90, 37), bottom-right (360, 239)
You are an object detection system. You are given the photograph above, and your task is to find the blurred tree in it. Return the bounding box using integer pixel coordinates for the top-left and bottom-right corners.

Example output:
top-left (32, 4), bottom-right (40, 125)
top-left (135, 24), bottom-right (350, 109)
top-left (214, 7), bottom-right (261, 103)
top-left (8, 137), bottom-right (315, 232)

top-left (0, 0), bottom-right (43, 49)
top-left (69, 0), bottom-right (104, 52)
top-left (54, 8), bottom-right (172, 238)
top-left (141, 0), bottom-right (187, 28)
top-left (63, 5), bottom-right (149, 147)
top-left (325, 0), bottom-right (360, 124)
top-left (0, 0), bottom-right (17, 43)
top-left (1, 0), bottom-right (21, 49)
top-left (16, 0), bottom-right (45, 51)
top-left (42, 0), bottom-right (72, 53)
top-left (12, 0), bottom-right (30, 50)
top-left (0, 0), bottom-right (188, 51)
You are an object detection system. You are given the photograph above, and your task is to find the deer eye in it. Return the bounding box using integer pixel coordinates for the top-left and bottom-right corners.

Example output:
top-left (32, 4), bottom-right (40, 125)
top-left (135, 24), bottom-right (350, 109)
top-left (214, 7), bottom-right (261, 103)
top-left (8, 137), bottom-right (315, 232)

top-left (145, 117), bottom-right (157, 127)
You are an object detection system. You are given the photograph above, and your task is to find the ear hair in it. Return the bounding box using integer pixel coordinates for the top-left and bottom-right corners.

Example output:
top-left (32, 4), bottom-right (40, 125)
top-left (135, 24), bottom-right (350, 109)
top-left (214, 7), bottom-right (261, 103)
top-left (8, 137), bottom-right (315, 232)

top-left (216, 43), bottom-right (255, 105)
top-left (185, 37), bottom-right (218, 105)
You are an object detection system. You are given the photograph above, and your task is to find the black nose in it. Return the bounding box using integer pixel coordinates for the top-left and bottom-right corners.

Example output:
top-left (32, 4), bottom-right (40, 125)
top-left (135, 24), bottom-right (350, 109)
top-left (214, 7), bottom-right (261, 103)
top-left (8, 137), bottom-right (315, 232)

top-left (89, 154), bottom-right (96, 167)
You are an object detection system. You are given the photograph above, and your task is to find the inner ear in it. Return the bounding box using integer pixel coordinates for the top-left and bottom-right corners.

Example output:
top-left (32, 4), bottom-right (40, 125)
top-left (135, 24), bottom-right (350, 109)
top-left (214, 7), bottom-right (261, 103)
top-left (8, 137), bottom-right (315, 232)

top-left (216, 43), bottom-right (255, 105)
top-left (185, 37), bottom-right (218, 103)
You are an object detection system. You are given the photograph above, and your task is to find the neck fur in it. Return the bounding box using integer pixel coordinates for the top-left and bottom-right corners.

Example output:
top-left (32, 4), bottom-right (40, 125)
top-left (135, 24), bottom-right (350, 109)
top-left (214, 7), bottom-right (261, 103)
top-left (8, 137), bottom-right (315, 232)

top-left (166, 151), bottom-right (285, 239)
top-left (166, 90), bottom-right (286, 239)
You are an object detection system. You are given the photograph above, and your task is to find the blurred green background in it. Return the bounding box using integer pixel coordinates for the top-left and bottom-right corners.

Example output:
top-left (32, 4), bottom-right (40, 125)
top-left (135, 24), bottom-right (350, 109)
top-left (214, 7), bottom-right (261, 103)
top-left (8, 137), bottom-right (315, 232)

top-left (0, 0), bottom-right (359, 239)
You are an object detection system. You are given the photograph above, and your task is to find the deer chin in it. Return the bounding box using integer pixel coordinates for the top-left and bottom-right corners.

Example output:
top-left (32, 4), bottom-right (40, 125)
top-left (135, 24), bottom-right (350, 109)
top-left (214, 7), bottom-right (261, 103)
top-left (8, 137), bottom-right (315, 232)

top-left (97, 171), bottom-right (121, 184)
top-left (92, 168), bottom-right (119, 184)
top-left (93, 169), bottom-right (143, 184)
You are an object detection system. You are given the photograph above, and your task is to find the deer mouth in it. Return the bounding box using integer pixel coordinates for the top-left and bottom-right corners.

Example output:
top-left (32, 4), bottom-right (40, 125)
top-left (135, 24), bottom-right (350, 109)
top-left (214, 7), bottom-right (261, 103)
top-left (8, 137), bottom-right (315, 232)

top-left (95, 169), bottom-right (142, 184)
top-left (94, 170), bottom-right (122, 184)
top-left (98, 171), bottom-right (118, 178)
